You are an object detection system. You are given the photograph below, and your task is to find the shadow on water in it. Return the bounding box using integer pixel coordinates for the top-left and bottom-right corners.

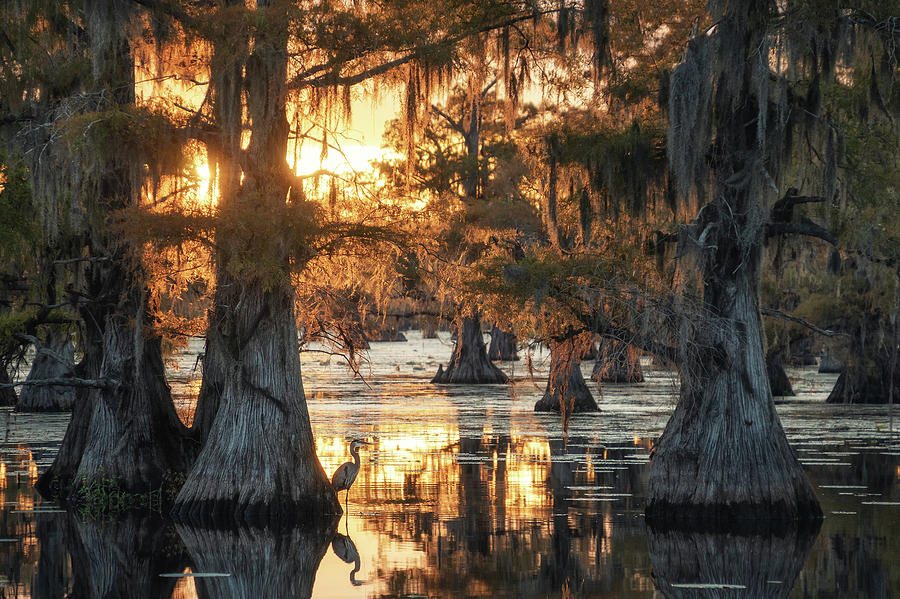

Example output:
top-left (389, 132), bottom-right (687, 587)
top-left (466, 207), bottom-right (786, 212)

top-left (646, 520), bottom-right (821, 598)
top-left (175, 515), bottom-right (339, 598)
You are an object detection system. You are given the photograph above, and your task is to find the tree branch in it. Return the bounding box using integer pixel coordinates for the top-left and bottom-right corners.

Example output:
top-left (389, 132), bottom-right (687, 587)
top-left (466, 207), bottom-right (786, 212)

top-left (760, 308), bottom-right (848, 337)
top-left (0, 377), bottom-right (117, 390)
top-left (766, 219), bottom-right (838, 245)
top-left (292, 8), bottom-right (559, 89)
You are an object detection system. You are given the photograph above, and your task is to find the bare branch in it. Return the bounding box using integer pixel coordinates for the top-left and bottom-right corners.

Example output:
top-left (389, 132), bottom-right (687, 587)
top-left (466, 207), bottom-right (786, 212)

top-left (766, 219), bottom-right (838, 245)
top-left (0, 377), bottom-right (117, 390)
top-left (760, 308), bottom-right (849, 337)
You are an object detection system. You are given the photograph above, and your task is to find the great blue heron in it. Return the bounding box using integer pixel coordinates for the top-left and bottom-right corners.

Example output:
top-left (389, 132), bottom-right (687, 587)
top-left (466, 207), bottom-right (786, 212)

top-left (332, 439), bottom-right (369, 512)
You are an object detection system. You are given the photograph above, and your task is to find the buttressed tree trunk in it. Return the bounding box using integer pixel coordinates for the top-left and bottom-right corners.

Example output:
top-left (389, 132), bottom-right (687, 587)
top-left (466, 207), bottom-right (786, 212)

top-left (190, 0), bottom-right (245, 445)
top-left (766, 351), bottom-right (795, 398)
top-left (647, 0), bottom-right (821, 525)
top-left (534, 337), bottom-right (598, 413)
top-left (175, 1), bottom-right (340, 523)
top-left (17, 332), bottom-right (76, 412)
top-left (431, 312), bottom-right (508, 384)
top-left (826, 314), bottom-right (900, 404)
top-left (42, 4), bottom-right (193, 500)
top-left (592, 339), bottom-right (644, 384)
top-left (488, 325), bottom-right (519, 361)
top-left (0, 368), bottom-right (16, 407)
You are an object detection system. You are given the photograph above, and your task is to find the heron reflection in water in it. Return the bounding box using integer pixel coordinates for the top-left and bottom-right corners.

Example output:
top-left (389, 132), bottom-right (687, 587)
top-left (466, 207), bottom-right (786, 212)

top-left (332, 533), bottom-right (364, 586)
top-left (332, 439), bottom-right (370, 514)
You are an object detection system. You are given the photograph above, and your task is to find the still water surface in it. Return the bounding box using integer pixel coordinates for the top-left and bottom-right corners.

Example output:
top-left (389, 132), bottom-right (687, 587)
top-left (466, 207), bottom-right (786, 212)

top-left (1, 331), bottom-right (898, 597)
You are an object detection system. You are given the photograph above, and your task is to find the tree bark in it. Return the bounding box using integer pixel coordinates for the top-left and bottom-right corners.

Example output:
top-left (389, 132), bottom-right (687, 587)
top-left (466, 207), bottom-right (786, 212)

top-left (35, 311), bottom-right (102, 498)
top-left (592, 339), bottom-right (644, 383)
top-left (647, 244), bottom-right (820, 525)
top-left (72, 281), bottom-right (194, 498)
top-left (648, 1), bottom-right (821, 525)
top-left (17, 332), bottom-right (76, 411)
top-left (431, 312), bottom-right (508, 384)
top-left (0, 367), bottom-right (17, 407)
top-left (173, 281), bottom-right (341, 525)
top-left (766, 351), bottom-right (795, 398)
top-left (176, 2), bottom-right (341, 524)
top-left (487, 325), bottom-right (519, 361)
top-left (534, 337), bottom-right (599, 413)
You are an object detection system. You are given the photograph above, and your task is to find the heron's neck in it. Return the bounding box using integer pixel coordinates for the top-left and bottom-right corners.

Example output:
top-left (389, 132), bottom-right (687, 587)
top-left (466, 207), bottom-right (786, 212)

top-left (351, 446), bottom-right (361, 465)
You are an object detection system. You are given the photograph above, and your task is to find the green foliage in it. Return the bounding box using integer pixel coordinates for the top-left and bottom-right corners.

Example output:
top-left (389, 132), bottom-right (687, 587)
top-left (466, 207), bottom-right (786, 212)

top-left (72, 468), bottom-right (187, 518)
top-left (0, 156), bottom-right (38, 257)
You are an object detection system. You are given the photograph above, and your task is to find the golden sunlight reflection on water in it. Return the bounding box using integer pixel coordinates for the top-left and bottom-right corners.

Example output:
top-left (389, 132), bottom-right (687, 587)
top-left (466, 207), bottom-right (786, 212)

top-left (1, 330), bottom-right (898, 597)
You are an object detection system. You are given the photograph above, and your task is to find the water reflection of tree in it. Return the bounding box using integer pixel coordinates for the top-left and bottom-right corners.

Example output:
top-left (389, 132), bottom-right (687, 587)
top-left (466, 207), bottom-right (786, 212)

top-left (66, 514), bottom-right (188, 598)
top-left (176, 518), bottom-right (338, 598)
top-left (646, 522), bottom-right (820, 598)
top-left (32, 514), bottom-right (67, 598)
top-left (533, 438), bottom-right (587, 594)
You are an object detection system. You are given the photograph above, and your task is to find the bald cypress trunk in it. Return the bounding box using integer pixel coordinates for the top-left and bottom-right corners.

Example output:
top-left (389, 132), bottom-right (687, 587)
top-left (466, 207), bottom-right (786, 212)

top-left (648, 0), bottom-right (821, 524)
top-left (0, 368), bottom-right (16, 407)
top-left (647, 255), bottom-right (819, 523)
top-left (17, 332), bottom-right (76, 412)
top-left (36, 4), bottom-right (194, 501)
top-left (175, 2), bottom-right (340, 523)
top-left (534, 337), bottom-right (598, 413)
top-left (431, 312), bottom-right (508, 384)
top-left (592, 339), bottom-right (644, 384)
top-left (488, 325), bottom-right (519, 361)
top-left (73, 276), bottom-right (193, 497)
top-left (173, 280), bottom-right (339, 524)
top-left (36, 308), bottom-right (102, 497)
top-left (767, 351), bottom-right (795, 398)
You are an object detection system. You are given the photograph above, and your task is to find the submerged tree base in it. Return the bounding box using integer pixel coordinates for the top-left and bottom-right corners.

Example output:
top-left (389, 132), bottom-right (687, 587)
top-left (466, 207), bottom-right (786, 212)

top-left (534, 338), bottom-right (599, 413)
top-left (826, 370), bottom-right (900, 404)
top-left (432, 314), bottom-right (508, 384)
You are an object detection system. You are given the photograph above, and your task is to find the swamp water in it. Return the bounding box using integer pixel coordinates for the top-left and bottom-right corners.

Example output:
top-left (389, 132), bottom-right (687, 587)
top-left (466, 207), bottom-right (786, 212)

top-left (1, 330), bottom-right (898, 598)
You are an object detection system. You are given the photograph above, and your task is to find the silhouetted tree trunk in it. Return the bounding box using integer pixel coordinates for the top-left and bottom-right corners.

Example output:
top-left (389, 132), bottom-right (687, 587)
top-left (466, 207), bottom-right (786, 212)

top-left (432, 312), bottom-right (508, 384)
top-left (826, 315), bottom-right (900, 403)
top-left (592, 339), bottom-right (644, 383)
top-left (534, 337), bottom-right (598, 412)
top-left (0, 368), bottom-right (16, 406)
top-left (36, 314), bottom-right (101, 497)
top-left (488, 325), bottom-right (519, 361)
top-left (17, 332), bottom-right (75, 411)
top-left (818, 351), bottom-right (841, 373)
top-left (766, 351), bottom-right (795, 397)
